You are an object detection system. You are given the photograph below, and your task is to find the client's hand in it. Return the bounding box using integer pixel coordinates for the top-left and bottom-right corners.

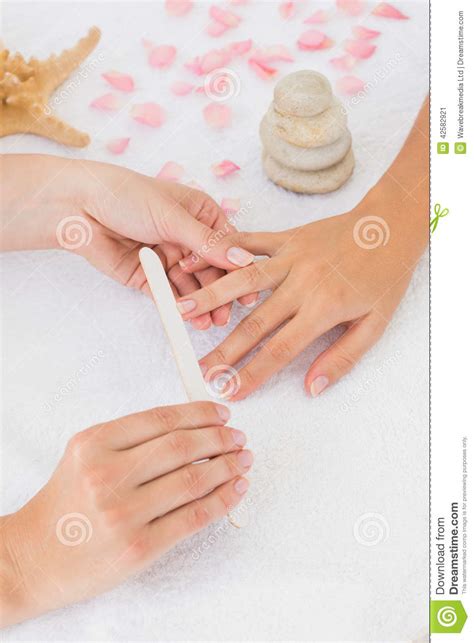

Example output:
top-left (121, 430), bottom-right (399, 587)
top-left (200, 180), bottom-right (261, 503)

top-left (0, 402), bottom-right (251, 626)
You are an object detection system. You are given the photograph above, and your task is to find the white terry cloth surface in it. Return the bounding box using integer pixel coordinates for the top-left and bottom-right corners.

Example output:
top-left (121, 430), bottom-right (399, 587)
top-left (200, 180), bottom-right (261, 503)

top-left (1, 1), bottom-right (429, 640)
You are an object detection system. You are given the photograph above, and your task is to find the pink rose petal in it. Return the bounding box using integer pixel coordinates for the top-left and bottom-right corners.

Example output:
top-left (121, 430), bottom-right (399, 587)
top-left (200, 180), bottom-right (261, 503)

top-left (207, 20), bottom-right (230, 37)
top-left (90, 93), bottom-right (121, 111)
top-left (165, 0), bottom-right (193, 17)
top-left (203, 103), bottom-right (232, 128)
top-left (330, 54), bottom-right (357, 71)
top-left (352, 25), bottom-right (381, 39)
top-left (212, 160), bottom-right (240, 177)
top-left (156, 161), bottom-right (185, 182)
top-left (253, 44), bottom-right (294, 63)
top-left (221, 197), bottom-right (240, 215)
top-left (344, 39), bottom-right (376, 59)
top-left (372, 2), bottom-right (409, 19)
top-left (130, 102), bottom-right (165, 127)
top-left (248, 58), bottom-right (278, 79)
top-left (336, 75), bottom-right (366, 95)
top-left (297, 30), bottom-right (334, 51)
top-left (336, 0), bottom-right (365, 16)
top-left (148, 45), bottom-right (177, 69)
top-left (102, 71), bottom-right (134, 92)
top-left (228, 39), bottom-right (253, 56)
top-left (200, 48), bottom-right (232, 73)
top-left (209, 5), bottom-right (241, 27)
top-left (279, 2), bottom-right (296, 20)
top-left (304, 10), bottom-right (329, 24)
top-left (171, 81), bottom-right (195, 95)
top-left (106, 137), bottom-right (130, 154)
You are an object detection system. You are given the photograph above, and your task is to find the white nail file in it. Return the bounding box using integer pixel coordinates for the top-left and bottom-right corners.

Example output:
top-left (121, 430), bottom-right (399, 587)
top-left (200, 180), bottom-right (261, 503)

top-left (139, 247), bottom-right (210, 402)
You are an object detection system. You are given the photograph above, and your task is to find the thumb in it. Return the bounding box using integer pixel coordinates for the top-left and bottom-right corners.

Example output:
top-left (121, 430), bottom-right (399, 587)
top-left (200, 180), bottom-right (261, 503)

top-left (304, 314), bottom-right (387, 397)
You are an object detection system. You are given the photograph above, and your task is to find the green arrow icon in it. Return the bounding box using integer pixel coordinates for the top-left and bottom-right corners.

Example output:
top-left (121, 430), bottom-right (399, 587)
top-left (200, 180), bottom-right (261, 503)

top-left (431, 600), bottom-right (468, 633)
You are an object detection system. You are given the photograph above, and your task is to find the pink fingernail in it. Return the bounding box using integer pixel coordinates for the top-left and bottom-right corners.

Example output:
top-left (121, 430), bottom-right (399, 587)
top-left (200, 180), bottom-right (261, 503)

top-left (227, 247), bottom-right (254, 267)
top-left (310, 376), bottom-right (329, 397)
top-left (244, 294), bottom-right (259, 308)
top-left (231, 429), bottom-right (247, 447)
top-left (234, 477), bottom-right (249, 495)
top-left (237, 450), bottom-right (253, 469)
top-left (177, 300), bottom-right (196, 314)
top-left (216, 404), bottom-right (230, 422)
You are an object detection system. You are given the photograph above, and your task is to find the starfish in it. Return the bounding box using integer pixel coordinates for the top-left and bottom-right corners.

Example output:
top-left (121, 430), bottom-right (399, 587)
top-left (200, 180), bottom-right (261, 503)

top-left (0, 27), bottom-right (101, 147)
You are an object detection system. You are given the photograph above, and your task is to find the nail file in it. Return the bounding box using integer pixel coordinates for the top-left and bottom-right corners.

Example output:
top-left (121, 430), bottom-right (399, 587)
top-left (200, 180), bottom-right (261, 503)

top-left (139, 247), bottom-right (210, 402)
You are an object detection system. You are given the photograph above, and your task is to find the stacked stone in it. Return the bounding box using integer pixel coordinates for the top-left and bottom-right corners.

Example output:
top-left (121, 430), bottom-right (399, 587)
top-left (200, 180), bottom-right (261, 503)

top-left (260, 70), bottom-right (354, 194)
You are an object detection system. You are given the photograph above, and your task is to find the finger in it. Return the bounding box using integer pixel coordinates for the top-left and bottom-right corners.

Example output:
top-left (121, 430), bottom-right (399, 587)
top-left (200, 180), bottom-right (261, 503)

top-left (134, 450), bottom-right (253, 523)
top-left (238, 292), bottom-right (259, 308)
top-left (125, 426), bottom-right (247, 485)
top-left (176, 258), bottom-right (286, 320)
top-left (199, 288), bottom-right (293, 374)
top-left (179, 231), bottom-right (284, 273)
top-left (102, 402), bottom-right (231, 450)
top-left (304, 314), bottom-right (386, 397)
top-left (146, 477), bottom-right (249, 559)
top-left (194, 266), bottom-right (232, 327)
top-left (231, 312), bottom-right (337, 401)
top-left (167, 263), bottom-right (212, 330)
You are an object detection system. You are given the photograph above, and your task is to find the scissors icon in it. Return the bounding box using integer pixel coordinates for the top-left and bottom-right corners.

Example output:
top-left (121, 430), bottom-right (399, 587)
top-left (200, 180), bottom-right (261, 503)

top-left (430, 203), bottom-right (449, 233)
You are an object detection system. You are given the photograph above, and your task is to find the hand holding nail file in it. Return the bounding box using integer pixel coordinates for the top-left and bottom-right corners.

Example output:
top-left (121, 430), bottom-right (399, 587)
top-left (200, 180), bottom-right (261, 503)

top-left (139, 247), bottom-right (210, 402)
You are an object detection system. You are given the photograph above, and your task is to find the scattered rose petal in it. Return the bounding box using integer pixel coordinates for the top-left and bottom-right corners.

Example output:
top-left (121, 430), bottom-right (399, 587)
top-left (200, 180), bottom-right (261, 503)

top-left (102, 71), bottom-right (134, 92)
top-left (252, 44), bottom-right (294, 63)
top-left (148, 45), bottom-right (177, 69)
top-left (130, 102), bottom-right (166, 127)
top-left (330, 54), bottom-right (357, 71)
top-left (171, 81), bottom-right (195, 95)
top-left (203, 103), bottom-right (232, 128)
top-left (337, 75), bottom-right (366, 95)
top-left (184, 56), bottom-right (203, 75)
top-left (221, 197), bottom-right (240, 215)
top-left (352, 25), bottom-right (381, 39)
top-left (90, 93), bottom-right (121, 111)
top-left (297, 30), bottom-right (334, 51)
top-left (228, 39), bottom-right (253, 55)
top-left (344, 39), bottom-right (376, 59)
top-left (207, 20), bottom-right (230, 36)
top-left (200, 48), bottom-right (232, 73)
top-left (106, 137), bottom-right (130, 154)
top-left (372, 2), bottom-right (409, 19)
top-left (279, 2), bottom-right (296, 20)
top-left (212, 160), bottom-right (240, 177)
top-left (304, 9), bottom-right (329, 23)
top-left (209, 5), bottom-right (241, 27)
top-left (165, 0), bottom-right (193, 16)
top-left (248, 58), bottom-right (278, 79)
top-left (156, 161), bottom-right (185, 181)
top-left (336, 0), bottom-right (365, 16)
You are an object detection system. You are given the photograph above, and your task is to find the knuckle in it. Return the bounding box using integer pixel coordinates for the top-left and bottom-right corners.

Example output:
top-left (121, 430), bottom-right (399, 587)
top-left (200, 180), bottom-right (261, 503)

top-left (233, 231), bottom-right (249, 247)
top-left (124, 532), bottom-right (151, 564)
top-left (239, 367), bottom-right (258, 393)
top-left (150, 407), bottom-right (177, 434)
top-left (240, 314), bottom-right (266, 340)
top-left (66, 430), bottom-right (94, 460)
top-left (243, 262), bottom-right (261, 289)
top-left (333, 349), bottom-right (357, 373)
top-left (213, 428), bottom-right (229, 454)
top-left (186, 503), bottom-right (211, 532)
top-left (203, 284), bottom-right (219, 309)
top-left (268, 338), bottom-right (292, 362)
top-left (211, 347), bottom-right (228, 366)
top-left (101, 505), bottom-right (127, 532)
top-left (168, 430), bottom-right (192, 462)
top-left (182, 465), bottom-right (201, 498)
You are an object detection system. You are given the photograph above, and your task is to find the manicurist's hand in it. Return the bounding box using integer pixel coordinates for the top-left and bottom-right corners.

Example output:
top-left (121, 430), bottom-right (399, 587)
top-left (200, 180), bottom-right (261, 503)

top-left (0, 155), bottom-right (256, 328)
top-left (0, 402), bottom-right (252, 626)
top-left (177, 98), bottom-right (429, 399)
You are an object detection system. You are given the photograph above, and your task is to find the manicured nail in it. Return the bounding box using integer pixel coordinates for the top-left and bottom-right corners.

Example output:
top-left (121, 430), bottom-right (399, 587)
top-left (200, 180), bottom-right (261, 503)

top-left (227, 247), bottom-right (254, 267)
top-left (231, 429), bottom-right (246, 447)
top-left (177, 300), bottom-right (196, 314)
top-left (244, 294), bottom-right (259, 308)
top-left (237, 449), bottom-right (253, 469)
top-left (216, 404), bottom-right (230, 422)
top-left (234, 477), bottom-right (249, 495)
top-left (310, 375), bottom-right (329, 397)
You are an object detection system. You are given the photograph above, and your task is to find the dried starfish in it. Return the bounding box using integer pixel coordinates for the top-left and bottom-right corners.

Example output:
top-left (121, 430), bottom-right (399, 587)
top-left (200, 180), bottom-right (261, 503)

top-left (0, 27), bottom-right (101, 147)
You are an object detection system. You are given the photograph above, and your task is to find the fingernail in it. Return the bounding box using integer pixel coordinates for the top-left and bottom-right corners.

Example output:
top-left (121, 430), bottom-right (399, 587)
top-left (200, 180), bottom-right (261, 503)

top-left (231, 429), bottom-right (246, 447)
top-left (227, 247), bottom-right (254, 267)
top-left (177, 300), bottom-right (196, 314)
top-left (216, 404), bottom-right (230, 422)
top-left (234, 477), bottom-right (249, 495)
top-left (310, 375), bottom-right (329, 398)
top-left (237, 450), bottom-right (253, 469)
top-left (200, 363), bottom-right (208, 377)
top-left (244, 294), bottom-right (259, 308)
